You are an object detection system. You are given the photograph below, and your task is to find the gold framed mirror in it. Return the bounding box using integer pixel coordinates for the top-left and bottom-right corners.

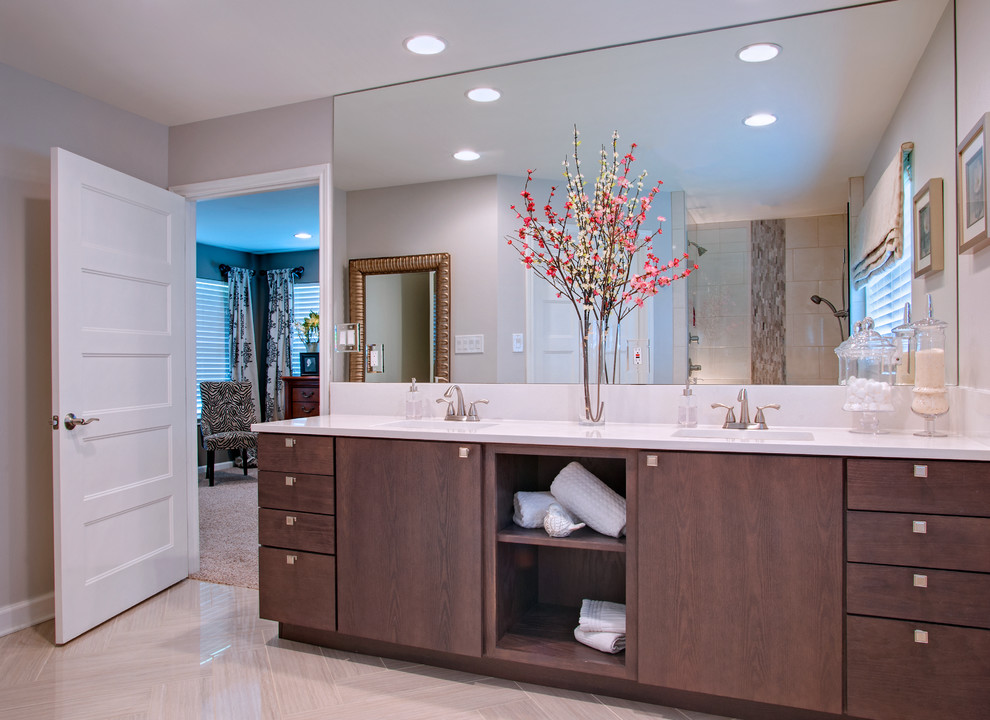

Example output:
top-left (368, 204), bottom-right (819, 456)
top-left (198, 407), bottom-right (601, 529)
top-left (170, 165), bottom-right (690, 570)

top-left (348, 253), bottom-right (451, 382)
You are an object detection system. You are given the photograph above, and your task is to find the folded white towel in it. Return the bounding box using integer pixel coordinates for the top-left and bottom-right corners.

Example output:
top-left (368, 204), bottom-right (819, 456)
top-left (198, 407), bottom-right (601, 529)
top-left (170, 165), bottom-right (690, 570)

top-left (550, 462), bottom-right (626, 537)
top-left (513, 491), bottom-right (556, 528)
top-left (574, 627), bottom-right (625, 654)
top-left (579, 599), bottom-right (626, 634)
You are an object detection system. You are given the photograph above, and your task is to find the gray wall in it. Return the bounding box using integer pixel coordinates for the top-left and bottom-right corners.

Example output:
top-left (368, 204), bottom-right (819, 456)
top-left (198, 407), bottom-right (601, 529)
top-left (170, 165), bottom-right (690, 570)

top-left (0, 61), bottom-right (169, 625)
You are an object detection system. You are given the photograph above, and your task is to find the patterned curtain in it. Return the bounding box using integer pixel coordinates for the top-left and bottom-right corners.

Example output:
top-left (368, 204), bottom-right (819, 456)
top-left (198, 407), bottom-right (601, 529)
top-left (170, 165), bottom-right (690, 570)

top-left (265, 269), bottom-right (294, 421)
top-left (227, 268), bottom-right (262, 422)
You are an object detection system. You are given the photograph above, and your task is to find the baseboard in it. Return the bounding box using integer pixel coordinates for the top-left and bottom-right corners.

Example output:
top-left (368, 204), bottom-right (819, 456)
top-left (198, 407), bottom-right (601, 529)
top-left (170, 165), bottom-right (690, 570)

top-left (0, 592), bottom-right (54, 637)
top-left (196, 460), bottom-right (235, 473)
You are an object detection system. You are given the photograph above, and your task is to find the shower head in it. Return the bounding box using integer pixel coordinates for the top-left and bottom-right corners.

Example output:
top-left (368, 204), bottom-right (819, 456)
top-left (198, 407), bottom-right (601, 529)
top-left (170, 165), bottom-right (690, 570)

top-left (688, 240), bottom-right (708, 256)
top-left (811, 294), bottom-right (849, 318)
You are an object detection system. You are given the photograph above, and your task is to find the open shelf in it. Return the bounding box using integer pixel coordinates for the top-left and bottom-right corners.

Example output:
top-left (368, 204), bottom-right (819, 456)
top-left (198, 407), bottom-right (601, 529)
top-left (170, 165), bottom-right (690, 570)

top-left (493, 603), bottom-right (627, 677)
top-left (497, 525), bottom-right (626, 553)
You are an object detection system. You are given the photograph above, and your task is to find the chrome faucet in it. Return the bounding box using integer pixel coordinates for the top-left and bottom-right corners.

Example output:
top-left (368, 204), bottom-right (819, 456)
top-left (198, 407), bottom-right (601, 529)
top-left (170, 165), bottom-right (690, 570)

top-left (437, 385), bottom-right (488, 421)
top-left (737, 388), bottom-right (751, 425)
top-left (711, 388), bottom-right (780, 429)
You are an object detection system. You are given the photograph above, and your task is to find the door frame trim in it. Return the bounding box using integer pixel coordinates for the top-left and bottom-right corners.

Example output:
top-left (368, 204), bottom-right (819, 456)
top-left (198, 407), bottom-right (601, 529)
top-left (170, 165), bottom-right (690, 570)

top-left (170, 163), bottom-right (333, 573)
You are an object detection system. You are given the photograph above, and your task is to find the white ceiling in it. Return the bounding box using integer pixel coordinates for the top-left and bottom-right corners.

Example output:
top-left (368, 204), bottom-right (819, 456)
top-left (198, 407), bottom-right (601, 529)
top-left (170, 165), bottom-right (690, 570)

top-left (0, 0), bottom-right (878, 127)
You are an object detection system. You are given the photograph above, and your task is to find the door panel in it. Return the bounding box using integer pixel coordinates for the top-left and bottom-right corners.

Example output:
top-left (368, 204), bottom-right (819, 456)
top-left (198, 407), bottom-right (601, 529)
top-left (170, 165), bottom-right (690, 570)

top-left (52, 148), bottom-right (188, 644)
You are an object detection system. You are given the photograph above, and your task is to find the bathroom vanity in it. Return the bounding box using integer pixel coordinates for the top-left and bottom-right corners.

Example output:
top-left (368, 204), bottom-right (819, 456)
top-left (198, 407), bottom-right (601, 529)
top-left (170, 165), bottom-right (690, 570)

top-left (253, 415), bottom-right (990, 720)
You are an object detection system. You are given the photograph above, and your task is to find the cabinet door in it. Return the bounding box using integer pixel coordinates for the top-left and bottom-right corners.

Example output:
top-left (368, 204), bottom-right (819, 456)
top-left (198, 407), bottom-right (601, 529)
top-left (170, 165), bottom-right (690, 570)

top-left (638, 452), bottom-right (843, 713)
top-left (336, 437), bottom-right (482, 656)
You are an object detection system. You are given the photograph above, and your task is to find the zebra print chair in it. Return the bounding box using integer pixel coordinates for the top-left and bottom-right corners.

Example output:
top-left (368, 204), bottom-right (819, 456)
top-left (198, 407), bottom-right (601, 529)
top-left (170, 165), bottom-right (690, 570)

top-left (200, 381), bottom-right (258, 486)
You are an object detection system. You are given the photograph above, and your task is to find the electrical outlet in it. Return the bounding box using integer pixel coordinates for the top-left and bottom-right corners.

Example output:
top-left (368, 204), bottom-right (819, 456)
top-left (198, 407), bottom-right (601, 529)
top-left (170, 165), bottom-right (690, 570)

top-left (512, 333), bottom-right (524, 352)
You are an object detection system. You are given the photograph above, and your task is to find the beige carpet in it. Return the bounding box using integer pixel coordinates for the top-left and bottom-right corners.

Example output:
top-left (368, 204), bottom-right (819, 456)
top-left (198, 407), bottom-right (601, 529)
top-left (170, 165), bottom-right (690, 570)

top-left (190, 467), bottom-right (259, 589)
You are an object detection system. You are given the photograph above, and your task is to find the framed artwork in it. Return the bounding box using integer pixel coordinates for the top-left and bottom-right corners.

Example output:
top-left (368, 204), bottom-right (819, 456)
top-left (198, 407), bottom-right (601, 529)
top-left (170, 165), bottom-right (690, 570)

top-left (300, 352), bottom-right (319, 375)
top-left (913, 178), bottom-right (943, 277)
top-left (957, 112), bottom-right (990, 253)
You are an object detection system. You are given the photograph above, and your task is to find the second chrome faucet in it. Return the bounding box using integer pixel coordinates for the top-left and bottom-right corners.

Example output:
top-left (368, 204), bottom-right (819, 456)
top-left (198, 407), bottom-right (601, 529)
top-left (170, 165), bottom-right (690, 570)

top-left (437, 384), bottom-right (488, 421)
top-left (711, 388), bottom-right (780, 430)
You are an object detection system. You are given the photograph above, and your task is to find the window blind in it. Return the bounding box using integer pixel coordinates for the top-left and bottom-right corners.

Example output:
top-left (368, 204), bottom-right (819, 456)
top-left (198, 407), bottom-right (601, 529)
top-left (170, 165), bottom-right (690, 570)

top-left (291, 282), bottom-right (321, 375)
top-left (195, 278), bottom-right (231, 416)
top-left (865, 149), bottom-right (913, 336)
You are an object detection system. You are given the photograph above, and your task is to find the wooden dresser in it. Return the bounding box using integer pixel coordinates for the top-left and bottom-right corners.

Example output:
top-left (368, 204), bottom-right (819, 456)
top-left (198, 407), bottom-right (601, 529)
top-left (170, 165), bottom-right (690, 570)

top-left (282, 375), bottom-right (320, 419)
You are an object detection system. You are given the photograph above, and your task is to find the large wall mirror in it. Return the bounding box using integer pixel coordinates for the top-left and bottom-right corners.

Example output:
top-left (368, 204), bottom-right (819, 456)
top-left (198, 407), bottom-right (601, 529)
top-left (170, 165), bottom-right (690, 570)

top-left (333, 0), bottom-right (958, 386)
top-left (347, 253), bottom-right (451, 383)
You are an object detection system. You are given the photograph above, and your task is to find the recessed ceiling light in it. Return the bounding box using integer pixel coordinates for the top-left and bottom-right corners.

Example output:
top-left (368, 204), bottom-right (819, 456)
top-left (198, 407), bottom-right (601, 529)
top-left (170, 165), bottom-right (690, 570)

top-left (737, 43), bottom-right (781, 63)
top-left (466, 87), bottom-right (501, 103)
top-left (744, 113), bottom-right (777, 127)
top-left (294, 232), bottom-right (312, 239)
top-left (453, 150), bottom-right (480, 161)
top-left (404, 35), bottom-right (446, 55)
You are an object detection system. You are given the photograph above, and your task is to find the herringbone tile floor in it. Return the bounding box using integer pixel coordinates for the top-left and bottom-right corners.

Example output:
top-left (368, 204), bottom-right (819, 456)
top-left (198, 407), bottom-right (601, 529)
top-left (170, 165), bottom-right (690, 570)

top-left (0, 580), bottom-right (735, 720)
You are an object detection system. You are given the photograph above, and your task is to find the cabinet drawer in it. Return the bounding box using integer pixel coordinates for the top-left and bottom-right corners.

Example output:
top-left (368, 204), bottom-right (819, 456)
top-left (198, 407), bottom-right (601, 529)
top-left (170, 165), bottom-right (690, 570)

top-left (847, 511), bottom-right (990, 572)
top-left (259, 508), bottom-right (335, 554)
top-left (847, 458), bottom-right (990, 516)
top-left (259, 547), bottom-right (335, 631)
top-left (258, 433), bottom-right (333, 474)
top-left (847, 563), bottom-right (990, 629)
top-left (259, 470), bottom-right (334, 514)
top-left (846, 615), bottom-right (990, 720)
top-left (292, 402), bottom-right (319, 417)
top-left (292, 386), bottom-right (319, 403)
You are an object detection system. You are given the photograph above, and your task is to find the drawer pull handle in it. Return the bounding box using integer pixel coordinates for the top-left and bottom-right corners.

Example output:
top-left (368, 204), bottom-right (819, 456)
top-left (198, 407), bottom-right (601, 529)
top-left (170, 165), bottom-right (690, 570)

top-left (913, 574), bottom-right (928, 588)
top-left (646, 455), bottom-right (658, 467)
top-left (302, 391), bottom-right (314, 398)
top-left (913, 464), bottom-right (928, 478)
top-left (286, 516), bottom-right (296, 526)
top-left (459, 447), bottom-right (470, 458)
top-left (285, 438), bottom-right (296, 448)
top-left (285, 476), bottom-right (296, 486)
top-left (912, 520), bottom-right (927, 534)
top-left (914, 629), bottom-right (929, 644)
top-left (286, 555), bottom-right (297, 565)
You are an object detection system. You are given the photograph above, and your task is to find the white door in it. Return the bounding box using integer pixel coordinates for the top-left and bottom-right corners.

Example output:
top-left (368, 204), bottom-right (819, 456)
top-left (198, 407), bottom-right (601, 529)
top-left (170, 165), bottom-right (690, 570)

top-left (51, 148), bottom-right (189, 644)
top-left (529, 273), bottom-right (580, 383)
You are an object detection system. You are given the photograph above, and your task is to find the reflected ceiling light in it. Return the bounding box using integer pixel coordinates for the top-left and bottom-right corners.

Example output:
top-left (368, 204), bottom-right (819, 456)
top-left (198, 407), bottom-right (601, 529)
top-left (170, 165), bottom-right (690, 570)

top-left (466, 87), bottom-right (501, 103)
top-left (453, 150), bottom-right (480, 161)
top-left (737, 43), bottom-right (781, 62)
top-left (294, 232), bottom-right (312, 239)
top-left (404, 34), bottom-right (446, 55)
top-left (744, 113), bottom-right (777, 127)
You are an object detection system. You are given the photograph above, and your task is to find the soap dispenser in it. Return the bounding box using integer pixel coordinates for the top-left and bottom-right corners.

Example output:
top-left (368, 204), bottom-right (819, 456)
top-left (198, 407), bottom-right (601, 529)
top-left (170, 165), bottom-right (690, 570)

top-left (405, 378), bottom-right (424, 420)
top-left (678, 382), bottom-right (698, 428)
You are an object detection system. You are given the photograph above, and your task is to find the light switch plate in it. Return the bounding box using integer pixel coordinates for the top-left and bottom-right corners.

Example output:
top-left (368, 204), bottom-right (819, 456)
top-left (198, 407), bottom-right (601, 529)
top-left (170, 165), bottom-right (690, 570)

top-left (512, 333), bottom-right (524, 352)
top-left (455, 334), bottom-right (484, 354)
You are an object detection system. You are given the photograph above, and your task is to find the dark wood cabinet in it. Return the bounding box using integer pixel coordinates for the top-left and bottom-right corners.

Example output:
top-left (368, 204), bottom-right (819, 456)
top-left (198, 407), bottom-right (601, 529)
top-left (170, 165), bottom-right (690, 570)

top-left (335, 437), bottom-right (483, 656)
top-left (637, 451), bottom-right (843, 714)
top-left (257, 433), bottom-right (336, 632)
top-left (282, 375), bottom-right (320, 419)
top-left (846, 458), bottom-right (990, 720)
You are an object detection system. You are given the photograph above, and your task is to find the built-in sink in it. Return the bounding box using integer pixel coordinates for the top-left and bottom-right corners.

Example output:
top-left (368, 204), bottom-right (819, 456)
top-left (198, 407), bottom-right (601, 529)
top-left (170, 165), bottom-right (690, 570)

top-left (672, 427), bottom-right (815, 442)
top-left (376, 419), bottom-right (499, 431)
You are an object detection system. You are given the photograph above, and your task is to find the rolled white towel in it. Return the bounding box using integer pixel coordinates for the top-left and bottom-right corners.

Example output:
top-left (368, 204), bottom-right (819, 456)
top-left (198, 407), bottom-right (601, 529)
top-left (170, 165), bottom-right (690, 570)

top-left (579, 599), bottom-right (626, 634)
top-left (513, 491), bottom-right (556, 529)
top-left (543, 502), bottom-right (586, 538)
top-left (550, 462), bottom-right (626, 537)
top-left (574, 627), bottom-right (625, 654)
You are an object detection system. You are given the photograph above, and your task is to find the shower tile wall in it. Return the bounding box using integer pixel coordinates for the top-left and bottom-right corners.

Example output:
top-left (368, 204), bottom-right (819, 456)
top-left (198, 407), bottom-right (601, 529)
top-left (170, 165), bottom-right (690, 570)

top-left (688, 213), bottom-right (846, 386)
top-left (784, 214), bottom-right (847, 384)
top-left (687, 221), bottom-right (753, 384)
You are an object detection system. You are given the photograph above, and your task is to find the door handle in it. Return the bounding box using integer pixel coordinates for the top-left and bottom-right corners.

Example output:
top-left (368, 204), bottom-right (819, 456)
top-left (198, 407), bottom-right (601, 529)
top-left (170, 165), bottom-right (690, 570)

top-left (64, 413), bottom-right (100, 430)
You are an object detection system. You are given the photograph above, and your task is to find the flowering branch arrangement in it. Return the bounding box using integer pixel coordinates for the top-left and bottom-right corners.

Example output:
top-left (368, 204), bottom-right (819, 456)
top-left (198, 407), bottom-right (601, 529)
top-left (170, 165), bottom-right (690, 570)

top-left (507, 128), bottom-right (697, 422)
top-left (295, 311), bottom-right (320, 345)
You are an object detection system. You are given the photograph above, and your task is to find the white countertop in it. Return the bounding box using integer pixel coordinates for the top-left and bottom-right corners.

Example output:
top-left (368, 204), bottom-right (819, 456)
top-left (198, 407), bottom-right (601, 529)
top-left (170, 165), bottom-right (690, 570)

top-left (253, 414), bottom-right (990, 461)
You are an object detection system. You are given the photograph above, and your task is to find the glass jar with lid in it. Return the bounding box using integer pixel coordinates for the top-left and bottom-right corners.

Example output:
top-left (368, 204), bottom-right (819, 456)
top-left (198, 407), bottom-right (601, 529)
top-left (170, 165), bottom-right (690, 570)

top-left (835, 317), bottom-right (897, 433)
top-left (891, 302), bottom-right (915, 385)
top-left (910, 298), bottom-right (949, 437)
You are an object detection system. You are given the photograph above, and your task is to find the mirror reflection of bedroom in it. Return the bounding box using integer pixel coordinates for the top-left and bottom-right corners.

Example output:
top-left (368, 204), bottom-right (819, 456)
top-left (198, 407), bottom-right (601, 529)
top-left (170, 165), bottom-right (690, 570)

top-left (191, 185), bottom-right (320, 589)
